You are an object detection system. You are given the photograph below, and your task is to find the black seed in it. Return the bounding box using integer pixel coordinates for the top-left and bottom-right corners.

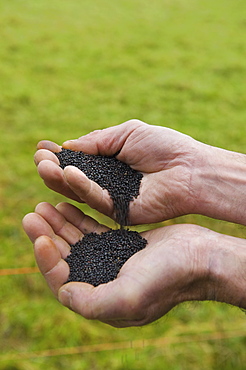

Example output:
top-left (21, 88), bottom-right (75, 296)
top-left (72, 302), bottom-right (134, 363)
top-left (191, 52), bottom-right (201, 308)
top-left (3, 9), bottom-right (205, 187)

top-left (65, 229), bottom-right (147, 286)
top-left (55, 148), bottom-right (147, 286)
top-left (55, 148), bottom-right (143, 226)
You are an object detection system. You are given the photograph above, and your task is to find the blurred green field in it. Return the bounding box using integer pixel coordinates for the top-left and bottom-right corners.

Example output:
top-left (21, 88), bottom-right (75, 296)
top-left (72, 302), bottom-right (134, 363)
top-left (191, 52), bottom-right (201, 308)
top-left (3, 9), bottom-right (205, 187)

top-left (0, 0), bottom-right (246, 368)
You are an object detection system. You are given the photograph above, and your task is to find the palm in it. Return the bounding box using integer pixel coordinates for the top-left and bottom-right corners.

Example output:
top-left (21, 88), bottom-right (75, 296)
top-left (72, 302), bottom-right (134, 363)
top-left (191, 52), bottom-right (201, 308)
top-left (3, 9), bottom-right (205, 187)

top-left (23, 202), bottom-right (196, 327)
top-left (35, 120), bottom-right (197, 224)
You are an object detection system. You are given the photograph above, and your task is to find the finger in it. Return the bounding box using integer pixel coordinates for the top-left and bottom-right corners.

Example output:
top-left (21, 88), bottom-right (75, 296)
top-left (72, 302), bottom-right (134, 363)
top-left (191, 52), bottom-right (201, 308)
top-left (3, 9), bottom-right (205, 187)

top-left (37, 140), bottom-right (61, 152)
top-left (37, 160), bottom-right (82, 202)
top-left (34, 149), bottom-right (60, 166)
top-left (34, 235), bottom-right (69, 297)
top-left (55, 202), bottom-right (110, 234)
top-left (23, 212), bottom-right (54, 242)
top-left (22, 212), bottom-right (70, 258)
top-left (35, 202), bottom-right (83, 245)
top-left (63, 166), bottom-right (114, 218)
top-left (62, 119), bottom-right (145, 156)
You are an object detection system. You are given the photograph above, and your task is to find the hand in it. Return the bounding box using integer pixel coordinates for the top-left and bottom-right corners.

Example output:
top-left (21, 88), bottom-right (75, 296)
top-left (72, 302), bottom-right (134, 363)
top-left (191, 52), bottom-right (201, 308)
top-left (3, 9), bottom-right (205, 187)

top-left (35, 119), bottom-right (246, 226)
top-left (22, 201), bottom-right (246, 328)
top-left (34, 120), bottom-right (199, 224)
top-left (22, 202), bottom-right (205, 327)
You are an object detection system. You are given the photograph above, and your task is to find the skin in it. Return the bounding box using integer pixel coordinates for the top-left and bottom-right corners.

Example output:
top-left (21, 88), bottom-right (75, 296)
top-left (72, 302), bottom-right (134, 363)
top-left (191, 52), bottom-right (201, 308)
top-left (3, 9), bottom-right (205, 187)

top-left (34, 119), bottom-right (246, 226)
top-left (24, 119), bottom-right (246, 326)
top-left (23, 202), bottom-right (246, 328)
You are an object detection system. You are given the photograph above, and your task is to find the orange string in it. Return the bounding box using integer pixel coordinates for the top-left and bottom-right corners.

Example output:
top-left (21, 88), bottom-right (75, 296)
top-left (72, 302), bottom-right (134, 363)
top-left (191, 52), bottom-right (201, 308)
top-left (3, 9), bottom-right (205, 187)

top-left (0, 329), bottom-right (245, 361)
top-left (0, 267), bottom-right (39, 276)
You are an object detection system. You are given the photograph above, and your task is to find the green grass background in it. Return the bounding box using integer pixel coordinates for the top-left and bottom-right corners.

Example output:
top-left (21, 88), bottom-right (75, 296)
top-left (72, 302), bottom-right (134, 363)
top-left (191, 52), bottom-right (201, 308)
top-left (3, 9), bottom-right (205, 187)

top-left (0, 0), bottom-right (246, 368)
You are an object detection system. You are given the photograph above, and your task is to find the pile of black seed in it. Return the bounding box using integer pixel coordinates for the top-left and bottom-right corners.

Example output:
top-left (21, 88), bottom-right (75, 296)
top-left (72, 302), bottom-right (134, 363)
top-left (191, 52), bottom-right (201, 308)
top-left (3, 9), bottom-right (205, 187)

top-left (55, 147), bottom-right (147, 286)
top-left (55, 148), bottom-right (143, 226)
top-left (65, 229), bottom-right (147, 286)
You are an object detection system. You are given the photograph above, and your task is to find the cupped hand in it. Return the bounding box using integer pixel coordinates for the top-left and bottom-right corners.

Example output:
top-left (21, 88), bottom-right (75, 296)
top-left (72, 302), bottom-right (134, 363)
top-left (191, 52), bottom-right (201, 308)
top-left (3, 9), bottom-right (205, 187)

top-left (34, 120), bottom-right (200, 225)
top-left (22, 202), bottom-right (211, 328)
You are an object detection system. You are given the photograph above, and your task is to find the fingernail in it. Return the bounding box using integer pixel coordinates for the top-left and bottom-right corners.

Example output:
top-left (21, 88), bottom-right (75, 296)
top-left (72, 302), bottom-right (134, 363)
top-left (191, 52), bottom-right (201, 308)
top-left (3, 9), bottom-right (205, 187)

top-left (62, 140), bottom-right (76, 148)
top-left (64, 140), bottom-right (75, 143)
top-left (59, 289), bottom-right (72, 308)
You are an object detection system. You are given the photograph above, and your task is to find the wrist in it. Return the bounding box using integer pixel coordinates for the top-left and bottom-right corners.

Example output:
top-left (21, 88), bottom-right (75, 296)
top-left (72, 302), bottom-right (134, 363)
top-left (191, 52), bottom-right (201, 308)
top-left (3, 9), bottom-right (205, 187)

top-left (174, 227), bottom-right (246, 310)
top-left (206, 233), bottom-right (246, 309)
top-left (189, 142), bottom-right (246, 225)
top-left (169, 226), bottom-right (217, 306)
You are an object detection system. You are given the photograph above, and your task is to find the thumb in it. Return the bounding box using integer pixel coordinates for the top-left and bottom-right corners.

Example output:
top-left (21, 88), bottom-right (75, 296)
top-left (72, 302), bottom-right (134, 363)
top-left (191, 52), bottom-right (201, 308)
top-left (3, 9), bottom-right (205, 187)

top-left (62, 120), bottom-right (144, 156)
top-left (58, 275), bottom-right (143, 325)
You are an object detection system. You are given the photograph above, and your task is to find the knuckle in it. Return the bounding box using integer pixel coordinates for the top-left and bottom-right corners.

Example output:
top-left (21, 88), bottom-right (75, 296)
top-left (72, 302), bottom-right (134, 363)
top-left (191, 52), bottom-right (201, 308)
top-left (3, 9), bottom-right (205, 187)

top-left (126, 118), bottom-right (144, 127)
